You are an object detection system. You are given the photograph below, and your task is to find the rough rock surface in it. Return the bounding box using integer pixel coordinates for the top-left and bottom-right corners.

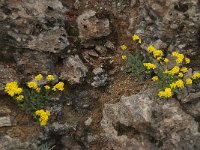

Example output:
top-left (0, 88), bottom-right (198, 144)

top-left (0, 64), bottom-right (18, 91)
top-left (77, 10), bottom-right (111, 40)
top-left (101, 91), bottom-right (200, 149)
top-left (60, 55), bottom-right (88, 84)
top-left (0, 0), bottom-right (69, 53)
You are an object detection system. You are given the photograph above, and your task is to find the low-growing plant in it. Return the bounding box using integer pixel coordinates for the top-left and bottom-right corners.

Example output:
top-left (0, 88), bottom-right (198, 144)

top-left (4, 74), bottom-right (64, 126)
top-left (126, 53), bottom-right (151, 81)
top-left (121, 34), bottom-right (200, 98)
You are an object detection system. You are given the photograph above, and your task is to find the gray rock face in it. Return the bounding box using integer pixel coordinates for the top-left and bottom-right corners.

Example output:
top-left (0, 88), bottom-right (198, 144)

top-left (143, 0), bottom-right (200, 51)
top-left (60, 55), bottom-right (88, 84)
top-left (0, 0), bottom-right (69, 53)
top-left (91, 67), bottom-right (108, 87)
top-left (15, 51), bottom-right (52, 75)
top-left (77, 10), bottom-right (111, 40)
top-left (0, 135), bottom-right (36, 150)
top-left (101, 91), bottom-right (200, 149)
top-left (0, 65), bottom-right (18, 91)
top-left (0, 117), bottom-right (11, 127)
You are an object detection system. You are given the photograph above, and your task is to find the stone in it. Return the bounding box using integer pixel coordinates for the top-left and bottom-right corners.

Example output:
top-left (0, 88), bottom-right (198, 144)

top-left (77, 10), bottom-right (111, 40)
top-left (27, 27), bottom-right (69, 53)
top-left (104, 41), bottom-right (116, 51)
top-left (91, 67), bottom-right (108, 87)
top-left (0, 0), bottom-right (69, 53)
top-left (15, 51), bottom-right (52, 76)
top-left (0, 116), bottom-right (11, 127)
top-left (61, 136), bottom-right (82, 150)
top-left (84, 117), bottom-right (92, 126)
top-left (60, 55), bottom-right (88, 84)
top-left (0, 135), bottom-right (36, 150)
top-left (141, 0), bottom-right (200, 52)
top-left (101, 90), bottom-right (200, 149)
top-left (0, 64), bottom-right (18, 91)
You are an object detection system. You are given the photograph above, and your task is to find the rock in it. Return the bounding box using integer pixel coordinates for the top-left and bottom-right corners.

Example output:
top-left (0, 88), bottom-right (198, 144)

top-left (27, 27), bottom-right (69, 53)
top-left (104, 41), bottom-right (116, 52)
top-left (101, 90), bottom-right (200, 149)
top-left (91, 67), bottom-right (108, 87)
top-left (0, 0), bottom-right (69, 53)
top-left (82, 50), bottom-right (99, 64)
top-left (84, 117), bottom-right (92, 126)
top-left (77, 10), bottom-right (111, 40)
top-left (48, 122), bottom-right (76, 135)
top-left (60, 55), bottom-right (88, 84)
top-left (61, 136), bottom-right (82, 150)
top-left (0, 135), bottom-right (36, 150)
top-left (0, 116), bottom-right (11, 127)
top-left (0, 64), bottom-right (18, 91)
top-left (183, 98), bottom-right (200, 118)
top-left (15, 51), bottom-right (52, 76)
top-left (95, 45), bottom-right (107, 55)
top-left (141, 0), bottom-right (200, 52)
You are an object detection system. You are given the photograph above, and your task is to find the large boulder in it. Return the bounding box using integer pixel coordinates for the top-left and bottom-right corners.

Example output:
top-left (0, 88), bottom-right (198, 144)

top-left (101, 90), bottom-right (200, 149)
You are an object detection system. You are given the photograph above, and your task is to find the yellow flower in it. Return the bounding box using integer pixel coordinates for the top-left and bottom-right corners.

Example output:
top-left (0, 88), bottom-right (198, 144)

top-left (152, 76), bottom-right (158, 81)
top-left (170, 82), bottom-right (177, 89)
top-left (147, 45), bottom-right (156, 53)
top-left (52, 82), bottom-right (64, 91)
top-left (46, 75), bottom-right (55, 81)
top-left (181, 67), bottom-right (188, 73)
top-left (16, 95), bottom-right (24, 101)
top-left (122, 54), bottom-right (127, 60)
top-left (153, 50), bottom-right (163, 58)
top-left (27, 81), bottom-right (38, 89)
top-left (164, 58), bottom-right (169, 63)
top-left (158, 88), bottom-right (173, 98)
top-left (172, 51), bottom-right (179, 57)
top-left (192, 72), bottom-right (200, 79)
top-left (120, 45), bottom-right (127, 50)
top-left (35, 109), bottom-right (50, 126)
top-left (156, 57), bottom-right (162, 61)
top-left (170, 66), bottom-right (180, 75)
top-left (164, 88), bottom-right (173, 97)
top-left (176, 55), bottom-right (184, 64)
top-left (143, 63), bottom-right (156, 70)
top-left (44, 85), bottom-right (50, 90)
top-left (175, 79), bottom-right (184, 88)
top-left (35, 74), bottom-right (43, 81)
top-left (186, 78), bottom-right (192, 85)
top-left (178, 72), bottom-right (184, 78)
top-left (185, 57), bottom-right (190, 64)
top-left (132, 34), bottom-right (142, 44)
top-left (36, 88), bottom-right (41, 93)
top-left (4, 82), bottom-right (23, 97)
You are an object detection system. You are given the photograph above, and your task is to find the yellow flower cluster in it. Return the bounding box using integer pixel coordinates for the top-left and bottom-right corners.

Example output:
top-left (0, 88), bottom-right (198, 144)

top-left (152, 76), bottom-right (158, 81)
top-left (132, 34), bottom-right (142, 44)
top-left (35, 109), bottom-right (50, 126)
top-left (16, 95), bottom-right (24, 101)
top-left (164, 66), bottom-right (180, 75)
top-left (52, 82), bottom-right (64, 91)
top-left (4, 82), bottom-right (23, 97)
top-left (186, 78), bottom-right (192, 85)
top-left (143, 63), bottom-right (156, 70)
top-left (120, 45), bottom-right (127, 50)
top-left (46, 75), bottom-right (55, 81)
top-left (170, 79), bottom-right (184, 89)
top-left (185, 58), bottom-right (190, 64)
top-left (27, 81), bottom-right (38, 89)
top-left (192, 72), bottom-right (200, 79)
top-left (44, 85), bottom-right (50, 90)
top-left (122, 54), bottom-right (127, 60)
top-left (147, 45), bottom-right (163, 58)
top-left (35, 74), bottom-right (43, 80)
top-left (158, 88), bottom-right (173, 98)
top-left (172, 51), bottom-right (184, 64)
